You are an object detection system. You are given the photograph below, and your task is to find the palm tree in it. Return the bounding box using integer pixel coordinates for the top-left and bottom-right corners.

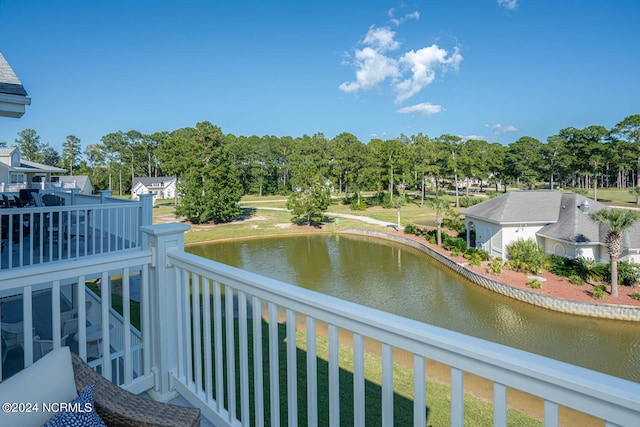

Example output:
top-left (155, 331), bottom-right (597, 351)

top-left (427, 198), bottom-right (452, 246)
top-left (589, 208), bottom-right (639, 297)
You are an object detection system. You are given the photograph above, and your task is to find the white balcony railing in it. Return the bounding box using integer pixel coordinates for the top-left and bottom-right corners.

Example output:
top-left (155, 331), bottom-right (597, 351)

top-left (1, 223), bottom-right (639, 426)
top-left (142, 225), bottom-right (640, 427)
top-left (0, 191), bottom-right (153, 270)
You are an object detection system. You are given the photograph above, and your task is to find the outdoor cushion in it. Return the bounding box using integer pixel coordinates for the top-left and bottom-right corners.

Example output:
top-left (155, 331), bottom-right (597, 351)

top-left (0, 347), bottom-right (77, 427)
top-left (42, 385), bottom-right (106, 427)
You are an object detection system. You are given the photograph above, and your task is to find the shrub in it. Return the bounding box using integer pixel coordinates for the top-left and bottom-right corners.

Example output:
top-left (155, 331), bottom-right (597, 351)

top-left (404, 223), bottom-right (417, 235)
top-left (459, 196), bottom-right (483, 208)
top-left (442, 211), bottom-right (466, 234)
top-left (549, 255), bottom-right (579, 277)
top-left (489, 258), bottom-right (503, 275)
top-left (506, 239), bottom-right (551, 274)
top-left (464, 247), bottom-right (489, 261)
top-left (631, 292), bottom-right (640, 301)
top-left (569, 275), bottom-right (585, 286)
top-left (527, 279), bottom-right (542, 289)
top-left (350, 199), bottom-right (367, 211)
top-left (443, 235), bottom-right (467, 253)
top-left (576, 257), bottom-right (606, 283)
top-left (464, 249), bottom-right (487, 267)
top-left (612, 261), bottom-right (640, 286)
top-left (591, 285), bottom-right (607, 300)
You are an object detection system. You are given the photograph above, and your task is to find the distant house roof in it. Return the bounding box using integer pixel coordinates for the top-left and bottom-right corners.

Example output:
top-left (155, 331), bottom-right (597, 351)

top-left (0, 147), bottom-right (66, 173)
top-left (0, 53), bottom-right (30, 118)
top-left (537, 193), bottom-right (609, 244)
top-left (461, 191), bottom-right (563, 224)
top-left (15, 159), bottom-right (66, 173)
top-left (463, 190), bottom-right (640, 250)
top-left (132, 176), bottom-right (176, 189)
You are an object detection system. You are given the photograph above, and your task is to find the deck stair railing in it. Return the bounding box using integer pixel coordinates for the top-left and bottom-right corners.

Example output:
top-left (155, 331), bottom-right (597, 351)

top-left (0, 248), bottom-right (153, 395)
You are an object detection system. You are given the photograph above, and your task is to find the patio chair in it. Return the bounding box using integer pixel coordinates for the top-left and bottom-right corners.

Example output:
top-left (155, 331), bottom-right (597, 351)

top-left (33, 334), bottom-right (70, 360)
top-left (71, 352), bottom-right (201, 426)
top-left (1, 322), bottom-right (34, 363)
top-left (62, 317), bottom-right (79, 338)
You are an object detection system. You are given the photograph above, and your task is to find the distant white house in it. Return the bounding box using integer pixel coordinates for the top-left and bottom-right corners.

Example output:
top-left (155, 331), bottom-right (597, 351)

top-left (51, 175), bottom-right (93, 194)
top-left (461, 191), bottom-right (640, 264)
top-left (131, 176), bottom-right (178, 201)
top-left (0, 147), bottom-right (67, 192)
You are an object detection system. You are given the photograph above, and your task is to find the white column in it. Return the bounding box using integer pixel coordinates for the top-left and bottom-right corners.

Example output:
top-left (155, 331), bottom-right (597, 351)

top-left (141, 222), bottom-right (190, 401)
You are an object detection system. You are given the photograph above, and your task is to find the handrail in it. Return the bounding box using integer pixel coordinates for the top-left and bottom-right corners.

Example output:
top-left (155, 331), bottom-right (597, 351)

top-left (167, 249), bottom-right (640, 426)
top-left (0, 249), bottom-right (151, 290)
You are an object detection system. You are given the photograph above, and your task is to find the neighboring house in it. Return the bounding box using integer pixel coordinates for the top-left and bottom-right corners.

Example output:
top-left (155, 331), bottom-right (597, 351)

top-left (461, 191), bottom-right (640, 264)
top-left (0, 52), bottom-right (30, 118)
top-left (131, 176), bottom-right (178, 201)
top-left (51, 175), bottom-right (94, 194)
top-left (0, 147), bottom-right (67, 191)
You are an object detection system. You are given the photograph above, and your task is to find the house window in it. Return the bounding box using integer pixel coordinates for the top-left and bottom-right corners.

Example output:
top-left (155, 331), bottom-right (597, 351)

top-left (10, 173), bottom-right (25, 184)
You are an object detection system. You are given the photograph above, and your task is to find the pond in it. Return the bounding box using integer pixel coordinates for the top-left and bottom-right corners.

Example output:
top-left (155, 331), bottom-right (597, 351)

top-left (187, 234), bottom-right (640, 382)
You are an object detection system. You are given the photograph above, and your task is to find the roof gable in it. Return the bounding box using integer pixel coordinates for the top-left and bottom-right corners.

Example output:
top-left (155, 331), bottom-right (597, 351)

top-left (538, 193), bottom-right (608, 243)
top-left (132, 176), bottom-right (176, 189)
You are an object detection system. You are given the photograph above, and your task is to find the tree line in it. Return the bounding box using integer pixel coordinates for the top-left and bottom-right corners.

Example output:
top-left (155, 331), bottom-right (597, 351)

top-left (2, 114), bottom-right (639, 223)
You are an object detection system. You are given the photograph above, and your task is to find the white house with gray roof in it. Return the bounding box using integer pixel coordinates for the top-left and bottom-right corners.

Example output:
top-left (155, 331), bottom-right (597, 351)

top-left (131, 176), bottom-right (178, 201)
top-left (0, 52), bottom-right (30, 118)
top-left (0, 147), bottom-right (67, 191)
top-left (461, 191), bottom-right (640, 263)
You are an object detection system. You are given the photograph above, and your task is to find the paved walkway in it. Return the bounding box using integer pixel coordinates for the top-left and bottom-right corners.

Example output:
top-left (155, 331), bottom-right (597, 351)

top-left (244, 206), bottom-right (399, 229)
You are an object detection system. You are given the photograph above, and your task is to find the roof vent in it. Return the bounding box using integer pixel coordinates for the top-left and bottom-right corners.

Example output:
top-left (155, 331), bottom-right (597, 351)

top-left (579, 200), bottom-right (590, 213)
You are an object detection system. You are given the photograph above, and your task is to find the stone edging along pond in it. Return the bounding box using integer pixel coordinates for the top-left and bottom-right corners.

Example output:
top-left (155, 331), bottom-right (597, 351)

top-left (340, 228), bottom-right (640, 322)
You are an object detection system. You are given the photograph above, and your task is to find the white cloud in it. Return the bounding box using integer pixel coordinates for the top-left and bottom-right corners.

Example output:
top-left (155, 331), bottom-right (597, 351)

top-left (396, 102), bottom-right (443, 116)
top-left (497, 0), bottom-right (518, 10)
top-left (338, 46), bottom-right (399, 93)
top-left (395, 45), bottom-right (462, 103)
top-left (461, 135), bottom-right (487, 141)
top-left (339, 14), bottom-right (462, 104)
top-left (390, 10), bottom-right (420, 26)
top-left (362, 26), bottom-right (400, 52)
top-left (488, 123), bottom-right (518, 137)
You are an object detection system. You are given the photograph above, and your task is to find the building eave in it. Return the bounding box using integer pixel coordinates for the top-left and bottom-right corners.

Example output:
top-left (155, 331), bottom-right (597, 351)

top-left (0, 92), bottom-right (31, 118)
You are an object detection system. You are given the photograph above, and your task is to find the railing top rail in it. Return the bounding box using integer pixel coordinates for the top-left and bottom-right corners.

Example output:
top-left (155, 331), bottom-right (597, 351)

top-left (0, 248), bottom-right (151, 290)
top-left (0, 201), bottom-right (143, 214)
top-left (168, 249), bottom-right (640, 423)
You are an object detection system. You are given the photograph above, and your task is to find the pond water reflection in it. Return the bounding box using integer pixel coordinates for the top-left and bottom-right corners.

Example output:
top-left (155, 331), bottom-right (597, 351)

top-left (187, 234), bottom-right (640, 382)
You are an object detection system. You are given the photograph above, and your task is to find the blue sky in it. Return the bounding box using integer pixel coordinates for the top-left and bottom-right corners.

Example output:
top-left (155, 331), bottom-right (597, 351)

top-left (1, 0), bottom-right (639, 152)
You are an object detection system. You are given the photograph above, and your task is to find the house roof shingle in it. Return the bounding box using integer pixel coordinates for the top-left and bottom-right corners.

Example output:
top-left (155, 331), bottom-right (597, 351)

top-left (461, 191), bottom-right (563, 224)
top-left (537, 193), bottom-right (609, 244)
top-left (0, 53), bottom-right (28, 97)
top-left (132, 176), bottom-right (177, 189)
